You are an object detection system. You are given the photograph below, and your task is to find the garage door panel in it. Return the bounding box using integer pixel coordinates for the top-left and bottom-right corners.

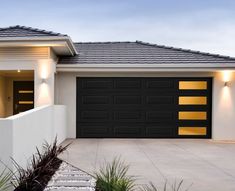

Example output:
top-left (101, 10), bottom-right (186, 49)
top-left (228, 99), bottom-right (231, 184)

top-left (81, 79), bottom-right (113, 89)
top-left (145, 79), bottom-right (175, 89)
top-left (81, 95), bottom-right (110, 105)
top-left (146, 111), bottom-right (175, 122)
top-left (146, 125), bottom-right (175, 137)
top-left (77, 124), bottom-right (112, 138)
top-left (114, 95), bottom-right (142, 104)
top-left (144, 105), bottom-right (176, 110)
top-left (114, 79), bottom-right (142, 89)
top-left (178, 91), bottom-right (209, 96)
top-left (178, 106), bottom-right (209, 111)
top-left (114, 111), bottom-right (144, 122)
top-left (178, 120), bottom-right (209, 126)
top-left (79, 111), bottom-right (110, 121)
top-left (78, 106), bottom-right (112, 110)
top-left (146, 96), bottom-right (175, 105)
top-left (114, 125), bottom-right (144, 137)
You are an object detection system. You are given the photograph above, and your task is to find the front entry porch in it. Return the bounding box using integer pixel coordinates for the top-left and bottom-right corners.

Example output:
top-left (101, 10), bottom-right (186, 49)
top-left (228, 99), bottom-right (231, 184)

top-left (0, 70), bottom-right (34, 118)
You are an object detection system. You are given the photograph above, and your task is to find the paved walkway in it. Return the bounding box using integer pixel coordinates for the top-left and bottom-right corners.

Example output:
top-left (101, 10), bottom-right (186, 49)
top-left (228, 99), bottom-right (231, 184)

top-left (60, 139), bottom-right (235, 191)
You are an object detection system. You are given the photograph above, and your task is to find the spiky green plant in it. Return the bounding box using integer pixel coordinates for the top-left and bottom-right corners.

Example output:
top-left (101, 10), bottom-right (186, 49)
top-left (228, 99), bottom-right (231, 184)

top-left (0, 168), bottom-right (12, 191)
top-left (141, 180), bottom-right (191, 191)
top-left (95, 157), bottom-right (135, 191)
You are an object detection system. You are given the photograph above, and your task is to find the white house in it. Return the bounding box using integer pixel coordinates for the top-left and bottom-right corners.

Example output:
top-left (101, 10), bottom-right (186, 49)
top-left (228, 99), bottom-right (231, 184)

top-left (0, 25), bottom-right (235, 168)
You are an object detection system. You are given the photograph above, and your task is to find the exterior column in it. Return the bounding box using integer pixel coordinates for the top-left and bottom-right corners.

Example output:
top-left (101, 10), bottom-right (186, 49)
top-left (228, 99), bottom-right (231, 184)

top-left (34, 59), bottom-right (56, 107)
top-left (213, 71), bottom-right (235, 140)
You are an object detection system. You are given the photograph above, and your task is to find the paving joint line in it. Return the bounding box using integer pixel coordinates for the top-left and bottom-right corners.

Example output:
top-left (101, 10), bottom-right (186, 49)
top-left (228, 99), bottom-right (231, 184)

top-left (134, 140), bottom-right (166, 180)
top-left (171, 142), bottom-right (235, 179)
top-left (94, 139), bottom-right (100, 170)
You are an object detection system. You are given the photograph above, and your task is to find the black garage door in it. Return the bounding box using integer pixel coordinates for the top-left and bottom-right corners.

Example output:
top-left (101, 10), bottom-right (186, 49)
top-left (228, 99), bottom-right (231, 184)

top-left (77, 77), bottom-right (212, 138)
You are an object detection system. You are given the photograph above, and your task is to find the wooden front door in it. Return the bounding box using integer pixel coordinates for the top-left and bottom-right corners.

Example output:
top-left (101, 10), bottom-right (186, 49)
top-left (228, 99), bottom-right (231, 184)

top-left (13, 81), bottom-right (34, 115)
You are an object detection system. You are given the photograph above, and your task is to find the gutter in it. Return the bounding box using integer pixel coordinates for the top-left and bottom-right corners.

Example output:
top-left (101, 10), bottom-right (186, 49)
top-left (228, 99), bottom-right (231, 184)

top-left (56, 64), bottom-right (235, 72)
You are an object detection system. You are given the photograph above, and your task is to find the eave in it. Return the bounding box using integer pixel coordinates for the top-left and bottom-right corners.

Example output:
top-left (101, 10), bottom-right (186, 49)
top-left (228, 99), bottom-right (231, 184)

top-left (0, 36), bottom-right (77, 56)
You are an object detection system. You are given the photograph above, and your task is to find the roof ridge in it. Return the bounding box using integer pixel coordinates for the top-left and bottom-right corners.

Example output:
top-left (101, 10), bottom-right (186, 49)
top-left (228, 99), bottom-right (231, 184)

top-left (136, 40), bottom-right (235, 60)
top-left (0, 25), bottom-right (67, 36)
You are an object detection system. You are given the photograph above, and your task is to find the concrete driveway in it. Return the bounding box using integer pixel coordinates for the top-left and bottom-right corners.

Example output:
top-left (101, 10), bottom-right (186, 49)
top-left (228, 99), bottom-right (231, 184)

top-left (60, 139), bottom-right (235, 191)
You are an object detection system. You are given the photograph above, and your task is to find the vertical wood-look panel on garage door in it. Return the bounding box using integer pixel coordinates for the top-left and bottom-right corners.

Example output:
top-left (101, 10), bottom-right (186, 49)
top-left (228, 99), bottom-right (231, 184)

top-left (76, 77), bottom-right (212, 138)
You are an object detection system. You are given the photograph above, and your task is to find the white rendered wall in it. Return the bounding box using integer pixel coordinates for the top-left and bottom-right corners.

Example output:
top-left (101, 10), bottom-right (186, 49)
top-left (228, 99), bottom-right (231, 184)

top-left (0, 120), bottom-right (13, 171)
top-left (0, 105), bottom-right (66, 171)
top-left (52, 105), bottom-right (67, 143)
top-left (55, 73), bottom-right (76, 138)
top-left (212, 71), bottom-right (235, 140)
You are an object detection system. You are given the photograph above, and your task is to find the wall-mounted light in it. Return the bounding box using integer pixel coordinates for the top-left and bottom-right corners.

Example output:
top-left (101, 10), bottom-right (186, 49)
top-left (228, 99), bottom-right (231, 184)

top-left (223, 70), bottom-right (231, 87)
top-left (41, 78), bottom-right (47, 84)
top-left (17, 69), bottom-right (21, 73)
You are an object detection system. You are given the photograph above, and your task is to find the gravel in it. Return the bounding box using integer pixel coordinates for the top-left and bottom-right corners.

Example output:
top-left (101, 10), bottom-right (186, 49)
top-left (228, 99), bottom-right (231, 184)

top-left (44, 162), bottom-right (96, 191)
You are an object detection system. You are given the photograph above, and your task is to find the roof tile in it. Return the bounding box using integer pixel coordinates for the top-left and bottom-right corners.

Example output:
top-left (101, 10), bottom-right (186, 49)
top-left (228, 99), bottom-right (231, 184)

top-left (58, 41), bottom-right (235, 65)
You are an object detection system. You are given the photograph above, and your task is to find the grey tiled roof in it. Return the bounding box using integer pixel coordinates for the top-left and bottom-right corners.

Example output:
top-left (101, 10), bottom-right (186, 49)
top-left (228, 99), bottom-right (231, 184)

top-left (0, 25), bottom-right (67, 37)
top-left (58, 41), bottom-right (235, 65)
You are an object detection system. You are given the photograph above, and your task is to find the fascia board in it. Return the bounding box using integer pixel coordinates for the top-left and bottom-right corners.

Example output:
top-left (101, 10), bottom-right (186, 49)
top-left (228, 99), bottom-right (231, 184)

top-left (0, 36), bottom-right (77, 55)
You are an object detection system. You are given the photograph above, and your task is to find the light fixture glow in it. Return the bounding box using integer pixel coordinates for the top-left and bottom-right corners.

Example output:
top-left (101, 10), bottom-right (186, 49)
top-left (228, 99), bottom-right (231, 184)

top-left (224, 82), bottom-right (229, 87)
top-left (223, 70), bottom-right (231, 87)
top-left (17, 69), bottom-right (21, 73)
top-left (41, 78), bottom-right (46, 84)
